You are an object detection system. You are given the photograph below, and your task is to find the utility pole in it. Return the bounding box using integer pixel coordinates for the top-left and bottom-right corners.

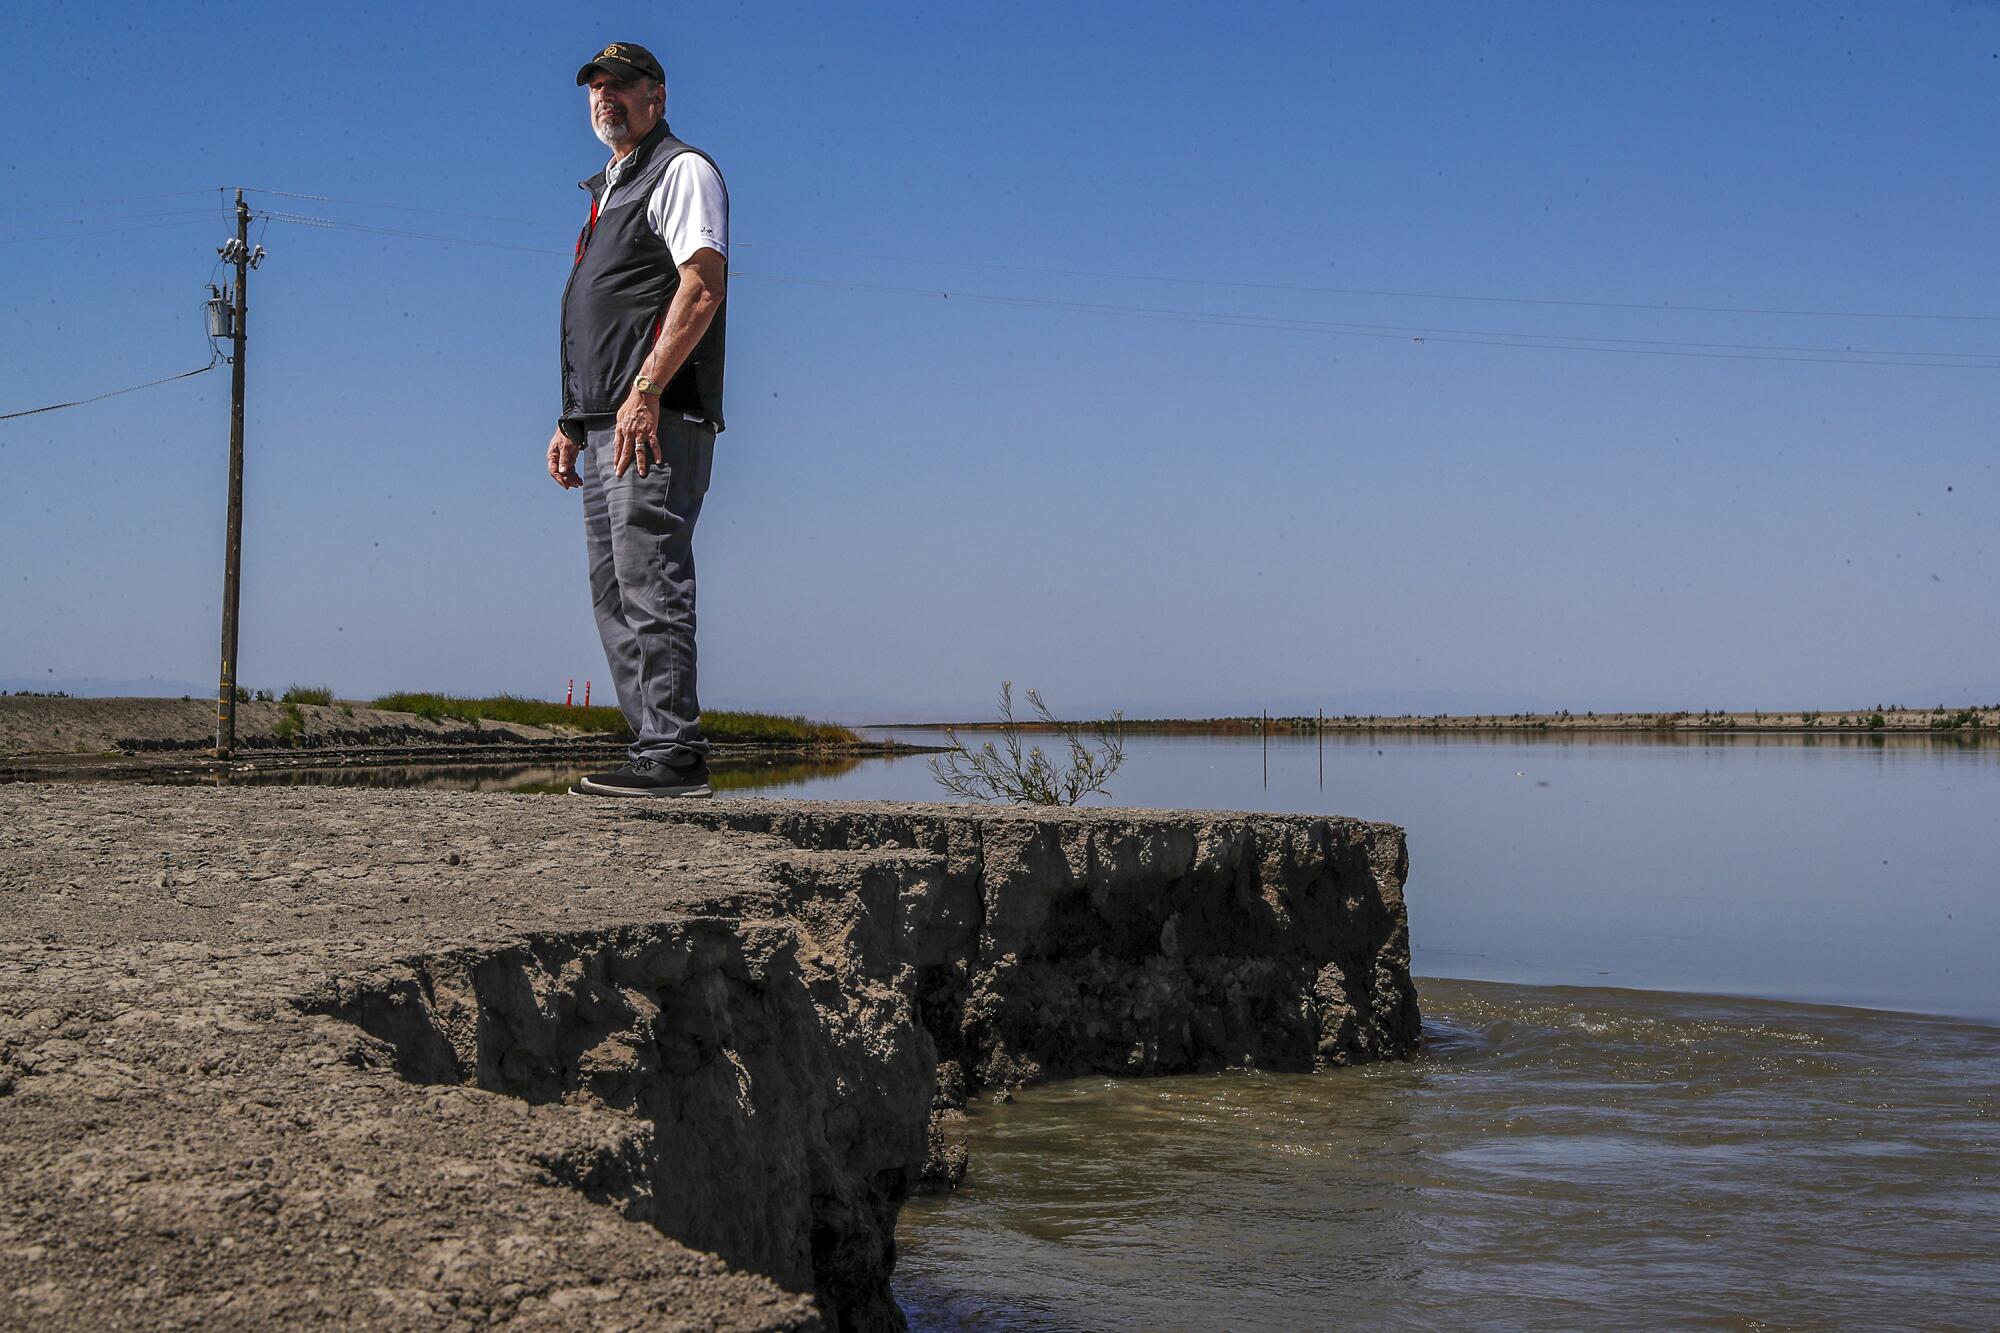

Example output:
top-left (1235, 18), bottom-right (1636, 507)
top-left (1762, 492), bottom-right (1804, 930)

top-left (214, 190), bottom-right (259, 758)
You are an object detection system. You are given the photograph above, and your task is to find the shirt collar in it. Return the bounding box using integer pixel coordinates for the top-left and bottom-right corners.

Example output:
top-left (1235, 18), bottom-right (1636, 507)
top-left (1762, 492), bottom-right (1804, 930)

top-left (601, 121), bottom-right (671, 192)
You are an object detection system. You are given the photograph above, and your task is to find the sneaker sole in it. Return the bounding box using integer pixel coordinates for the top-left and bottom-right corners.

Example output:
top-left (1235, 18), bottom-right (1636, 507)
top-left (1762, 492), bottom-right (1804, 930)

top-left (572, 776), bottom-right (712, 798)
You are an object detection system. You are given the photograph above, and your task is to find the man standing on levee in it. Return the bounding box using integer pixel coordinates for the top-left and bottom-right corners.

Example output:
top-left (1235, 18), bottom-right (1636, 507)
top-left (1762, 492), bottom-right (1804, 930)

top-left (547, 41), bottom-right (729, 798)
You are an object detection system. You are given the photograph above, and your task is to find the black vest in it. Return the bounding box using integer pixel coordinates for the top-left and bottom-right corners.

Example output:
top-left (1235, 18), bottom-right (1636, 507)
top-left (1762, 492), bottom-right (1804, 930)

top-left (560, 122), bottom-right (728, 430)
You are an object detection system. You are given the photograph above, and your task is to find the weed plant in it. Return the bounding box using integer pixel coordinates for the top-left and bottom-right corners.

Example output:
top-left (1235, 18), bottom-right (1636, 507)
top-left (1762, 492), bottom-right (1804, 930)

top-left (931, 682), bottom-right (1125, 806)
top-left (272, 701), bottom-right (307, 744)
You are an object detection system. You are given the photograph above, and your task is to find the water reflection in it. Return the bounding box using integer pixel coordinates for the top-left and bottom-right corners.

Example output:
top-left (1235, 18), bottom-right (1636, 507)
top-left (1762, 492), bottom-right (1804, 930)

top-left (880, 724), bottom-right (2000, 751)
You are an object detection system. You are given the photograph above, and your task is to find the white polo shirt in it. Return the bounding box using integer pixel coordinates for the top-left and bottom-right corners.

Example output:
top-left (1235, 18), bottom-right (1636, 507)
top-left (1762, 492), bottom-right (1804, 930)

top-left (601, 150), bottom-right (728, 266)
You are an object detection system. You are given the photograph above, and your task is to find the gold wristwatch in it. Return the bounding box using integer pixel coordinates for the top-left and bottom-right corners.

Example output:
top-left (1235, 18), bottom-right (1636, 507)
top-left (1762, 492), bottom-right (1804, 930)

top-left (634, 374), bottom-right (663, 396)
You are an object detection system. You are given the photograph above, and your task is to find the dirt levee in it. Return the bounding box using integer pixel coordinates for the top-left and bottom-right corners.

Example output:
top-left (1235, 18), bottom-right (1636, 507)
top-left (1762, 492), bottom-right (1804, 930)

top-left (0, 695), bottom-right (593, 761)
top-left (0, 785), bottom-right (1416, 1329)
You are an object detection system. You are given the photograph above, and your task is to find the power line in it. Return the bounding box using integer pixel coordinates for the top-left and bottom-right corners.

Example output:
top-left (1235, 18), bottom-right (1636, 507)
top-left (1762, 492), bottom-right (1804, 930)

top-left (229, 185), bottom-right (2000, 325)
top-left (245, 209), bottom-right (2000, 365)
top-left (239, 187), bottom-right (550, 229)
top-left (733, 241), bottom-right (2000, 325)
top-left (737, 271), bottom-right (2000, 370)
top-left (13, 186), bottom-right (1991, 382)
top-left (16, 182), bottom-right (2000, 325)
top-left (0, 189), bottom-right (220, 216)
top-left (0, 215), bottom-right (219, 247)
top-left (1, 207), bottom-right (220, 228)
top-left (0, 348), bottom-right (222, 423)
top-left (259, 210), bottom-right (567, 256)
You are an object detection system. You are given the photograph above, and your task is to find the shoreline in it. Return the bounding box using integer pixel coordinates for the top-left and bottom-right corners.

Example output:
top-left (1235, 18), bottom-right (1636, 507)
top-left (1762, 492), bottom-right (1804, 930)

top-left (884, 703), bottom-right (1999, 737)
top-left (0, 695), bottom-right (935, 782)
top-left (1409, 972), bottom-right (2000, 1031)
top-left (0, 739), bottom-right (928, 784)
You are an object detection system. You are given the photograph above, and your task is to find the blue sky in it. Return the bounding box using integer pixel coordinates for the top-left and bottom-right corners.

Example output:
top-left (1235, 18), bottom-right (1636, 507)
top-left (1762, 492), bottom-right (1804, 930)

top-left (2, 2), bottom-right (1995, 720)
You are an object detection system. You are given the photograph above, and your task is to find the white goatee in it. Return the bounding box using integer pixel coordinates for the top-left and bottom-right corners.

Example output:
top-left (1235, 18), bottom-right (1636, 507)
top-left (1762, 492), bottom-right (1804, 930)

top-left (592, 111), bottom-right (632, 150)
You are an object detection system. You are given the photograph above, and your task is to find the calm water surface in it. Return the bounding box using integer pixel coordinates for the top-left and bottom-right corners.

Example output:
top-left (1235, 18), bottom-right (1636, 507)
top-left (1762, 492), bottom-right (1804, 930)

top-left (182, 731), bottom-right (1999, 1326)
top-left (862, 729), bottom-right (2000, 1022)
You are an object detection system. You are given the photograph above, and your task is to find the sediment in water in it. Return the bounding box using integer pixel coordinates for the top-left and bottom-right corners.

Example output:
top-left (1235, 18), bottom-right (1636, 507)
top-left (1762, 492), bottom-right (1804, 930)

top-left (0, 787), bottom-right (1416, 1330)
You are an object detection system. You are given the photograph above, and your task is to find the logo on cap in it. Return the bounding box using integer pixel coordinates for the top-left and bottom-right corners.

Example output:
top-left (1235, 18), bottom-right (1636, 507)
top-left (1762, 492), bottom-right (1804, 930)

top-left (602, 45), bottom-right (625, 59)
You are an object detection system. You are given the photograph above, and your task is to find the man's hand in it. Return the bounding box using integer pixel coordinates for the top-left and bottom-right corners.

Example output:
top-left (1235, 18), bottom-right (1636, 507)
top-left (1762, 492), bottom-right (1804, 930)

top-left (614, 390), bottom-right (663, 478)
top-left (547, 426), bottom-right (582, 490)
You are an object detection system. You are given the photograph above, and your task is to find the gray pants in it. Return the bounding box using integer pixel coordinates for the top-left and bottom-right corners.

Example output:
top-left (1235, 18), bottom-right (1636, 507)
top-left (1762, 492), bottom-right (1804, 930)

top-left (578, 415), bottom-right (715, 766)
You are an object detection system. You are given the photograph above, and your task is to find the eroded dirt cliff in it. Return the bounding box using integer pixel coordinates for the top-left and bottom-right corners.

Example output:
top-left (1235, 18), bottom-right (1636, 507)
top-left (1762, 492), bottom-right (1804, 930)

top-left (0, 786), bottom-right (1415, 1330)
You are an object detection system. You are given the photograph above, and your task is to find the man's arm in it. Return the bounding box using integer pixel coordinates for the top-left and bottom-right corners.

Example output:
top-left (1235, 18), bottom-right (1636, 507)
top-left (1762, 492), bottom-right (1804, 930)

top-left (613, 247), bottom-right (726, 479)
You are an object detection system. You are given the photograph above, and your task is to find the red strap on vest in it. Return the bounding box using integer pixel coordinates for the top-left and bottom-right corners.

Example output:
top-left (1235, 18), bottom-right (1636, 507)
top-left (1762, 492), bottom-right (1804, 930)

top-left (574, 195), bottom-right (600, 265)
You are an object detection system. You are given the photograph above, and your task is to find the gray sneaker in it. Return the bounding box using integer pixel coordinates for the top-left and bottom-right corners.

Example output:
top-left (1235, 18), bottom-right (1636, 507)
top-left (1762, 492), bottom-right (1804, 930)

top-left (572, 758), bottom-right (712, 798)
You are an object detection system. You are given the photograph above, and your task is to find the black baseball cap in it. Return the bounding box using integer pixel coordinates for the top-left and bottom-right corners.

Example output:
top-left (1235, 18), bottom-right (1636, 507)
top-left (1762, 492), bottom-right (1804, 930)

top-left (576, 42), bottom-right (664, 86)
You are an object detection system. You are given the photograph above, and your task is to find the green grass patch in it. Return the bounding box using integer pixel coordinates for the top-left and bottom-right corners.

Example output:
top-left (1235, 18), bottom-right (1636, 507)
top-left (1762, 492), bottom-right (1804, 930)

top-left (281, 684), bottom-right (335, 706)
top-left (273, 701), bottom-right (307, 743)
top-left (369, 692), bottom-right (855, 743)
top-left (702, 711), bottom-right (857, 744)
top-left (371, 691), bottom-right (623, 731)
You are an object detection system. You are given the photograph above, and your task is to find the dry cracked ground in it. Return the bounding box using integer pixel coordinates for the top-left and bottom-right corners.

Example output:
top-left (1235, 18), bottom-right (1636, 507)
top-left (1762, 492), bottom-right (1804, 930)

top-left (1, 785), bottom-right (835, 1331)
top-left (0, 783), bottom-right (1417, 1331)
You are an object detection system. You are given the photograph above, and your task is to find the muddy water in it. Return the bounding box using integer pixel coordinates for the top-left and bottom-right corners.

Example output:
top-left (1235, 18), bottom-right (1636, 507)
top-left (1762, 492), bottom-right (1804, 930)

top-left (895, 978), bottom-right (2000, 1331)
top-left (878, 732), bottom-right (1999, 1327)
